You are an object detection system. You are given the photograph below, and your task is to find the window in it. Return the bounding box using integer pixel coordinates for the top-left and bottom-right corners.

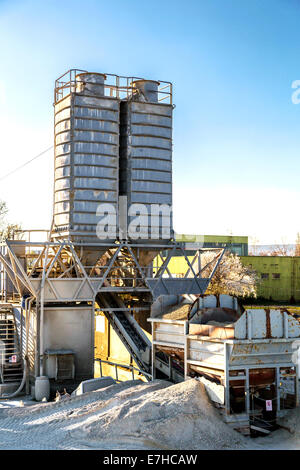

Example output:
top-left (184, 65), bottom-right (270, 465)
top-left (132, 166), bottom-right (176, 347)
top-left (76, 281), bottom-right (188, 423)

top-left (272, 273), bottom-right (280, 279)
top-left (261, 273), bottom-right (269, 279)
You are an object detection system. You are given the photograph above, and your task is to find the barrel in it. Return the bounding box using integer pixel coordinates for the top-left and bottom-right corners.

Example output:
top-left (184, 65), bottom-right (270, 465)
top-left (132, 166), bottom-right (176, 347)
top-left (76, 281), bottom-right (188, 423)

top-left (35, 376), bottom-right (50, 401)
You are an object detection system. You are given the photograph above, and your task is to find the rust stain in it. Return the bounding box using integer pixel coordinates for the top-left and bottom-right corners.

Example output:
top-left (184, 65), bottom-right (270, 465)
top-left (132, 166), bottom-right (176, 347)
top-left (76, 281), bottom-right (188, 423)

top-left (265, 308), bottom-right (271, 338)
top-left (249, 368), bottom-right (275, 385)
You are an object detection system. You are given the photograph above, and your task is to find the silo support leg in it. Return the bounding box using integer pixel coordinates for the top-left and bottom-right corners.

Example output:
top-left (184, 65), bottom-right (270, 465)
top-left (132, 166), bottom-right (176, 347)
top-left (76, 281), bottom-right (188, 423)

top-left (224, 343), bottom-right (230, 415)
top-left (295, 366), bottom-right (299, 407)
top-left (152, 343), bottom-right (156, 380)
top-left (276, 367), bottom-right (281, 412)
top-left (245, 369), bottom-right (250, 417)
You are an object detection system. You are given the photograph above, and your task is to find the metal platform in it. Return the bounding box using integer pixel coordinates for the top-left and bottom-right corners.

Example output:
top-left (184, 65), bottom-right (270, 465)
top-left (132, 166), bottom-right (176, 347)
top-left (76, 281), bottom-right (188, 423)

top-left (0, 236), bottom-right (224, 383)
top-left (0, 239), bottom-right (224, 300)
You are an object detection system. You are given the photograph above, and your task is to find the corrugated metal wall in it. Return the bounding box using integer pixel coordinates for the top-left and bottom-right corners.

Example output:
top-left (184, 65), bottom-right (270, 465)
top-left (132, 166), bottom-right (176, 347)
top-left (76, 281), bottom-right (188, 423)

top-left (53, 73), bottom-right (119, 242)
top-left (120, 85), bottom-right (173, 242)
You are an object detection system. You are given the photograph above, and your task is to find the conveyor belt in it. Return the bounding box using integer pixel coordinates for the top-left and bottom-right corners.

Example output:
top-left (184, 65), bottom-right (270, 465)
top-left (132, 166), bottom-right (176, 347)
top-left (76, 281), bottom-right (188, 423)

top-left (96, 292), bottom-right (151, 375)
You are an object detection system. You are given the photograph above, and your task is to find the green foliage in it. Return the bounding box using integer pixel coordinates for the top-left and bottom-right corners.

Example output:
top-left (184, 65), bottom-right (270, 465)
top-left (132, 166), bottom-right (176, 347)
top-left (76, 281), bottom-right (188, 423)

top-left (202, 251), bottom-right (259, 297)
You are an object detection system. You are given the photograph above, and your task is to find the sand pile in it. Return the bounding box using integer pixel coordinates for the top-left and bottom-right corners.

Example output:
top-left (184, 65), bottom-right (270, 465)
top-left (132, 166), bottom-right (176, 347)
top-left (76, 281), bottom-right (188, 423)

top-left (0, 378), bottom-right (246, 450)
top-left (160, 303), bottom-right (191, 320)
top-left (68, 378), bottom-right (246, 450)
top-left (274, 407), bottom-right (300, 448)
top-left (247, 408), bottom-right (300, 450)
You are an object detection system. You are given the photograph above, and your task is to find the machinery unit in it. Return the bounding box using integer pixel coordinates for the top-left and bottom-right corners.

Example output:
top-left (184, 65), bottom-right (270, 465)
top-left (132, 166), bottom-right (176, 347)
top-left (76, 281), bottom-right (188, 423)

top-left (149, 298), bottom-right (300, 433)
top-left (42, 305), bottom-right (93, 381)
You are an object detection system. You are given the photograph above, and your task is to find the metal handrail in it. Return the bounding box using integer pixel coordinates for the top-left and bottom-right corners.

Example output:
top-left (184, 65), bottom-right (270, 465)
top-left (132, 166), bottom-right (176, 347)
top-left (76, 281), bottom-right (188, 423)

top-left (54, 69), bottom-right (172, 105)
top-left (95, 357), bottom-right (152, 382)
top-left (0, 309), bottom-right (23, 384)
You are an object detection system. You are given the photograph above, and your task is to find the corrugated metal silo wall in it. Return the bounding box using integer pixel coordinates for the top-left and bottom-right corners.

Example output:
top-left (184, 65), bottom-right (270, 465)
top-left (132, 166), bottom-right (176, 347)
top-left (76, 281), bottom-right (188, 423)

top-left (54, 86), bottom-right (119, 243)
top-left (119, 99), bottom-right (173, 242)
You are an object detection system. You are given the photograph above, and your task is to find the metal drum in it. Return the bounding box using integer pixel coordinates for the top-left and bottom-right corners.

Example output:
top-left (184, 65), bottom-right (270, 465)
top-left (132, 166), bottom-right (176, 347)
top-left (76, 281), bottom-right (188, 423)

top-left (132, 79), bottom-right (160, 103)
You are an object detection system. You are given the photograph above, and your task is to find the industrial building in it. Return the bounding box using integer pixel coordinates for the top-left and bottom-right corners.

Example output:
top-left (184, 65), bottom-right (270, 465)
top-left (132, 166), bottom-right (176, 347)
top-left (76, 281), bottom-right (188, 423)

top-left (241, 256), bottom-right (300, 303)
top-left (176, 234), bottom-right (249, 256)
top-left (0, 69), bottom-right (224, 396)
top-left (174, 235), bottom-right (300, 303)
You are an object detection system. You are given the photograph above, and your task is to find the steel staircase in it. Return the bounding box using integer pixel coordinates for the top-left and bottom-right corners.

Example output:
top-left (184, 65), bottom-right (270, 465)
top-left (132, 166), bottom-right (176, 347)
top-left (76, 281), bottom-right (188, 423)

top-left (0, 305), bottom-right (23, 384)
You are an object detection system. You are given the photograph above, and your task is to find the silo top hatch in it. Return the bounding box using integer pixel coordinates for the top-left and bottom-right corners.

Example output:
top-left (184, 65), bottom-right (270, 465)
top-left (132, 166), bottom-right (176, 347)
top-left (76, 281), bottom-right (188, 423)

top-left (131, 79), bottom-right (160, 103)
top-left (75, 72), bottom-right (107, 97)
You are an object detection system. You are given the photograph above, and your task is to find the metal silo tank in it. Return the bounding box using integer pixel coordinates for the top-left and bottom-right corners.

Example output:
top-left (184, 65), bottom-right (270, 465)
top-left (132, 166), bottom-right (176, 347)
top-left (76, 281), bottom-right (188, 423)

top-left (120, 79), bottom-right (173, 243)
top-left (53, 71), bottom-right (119, 249)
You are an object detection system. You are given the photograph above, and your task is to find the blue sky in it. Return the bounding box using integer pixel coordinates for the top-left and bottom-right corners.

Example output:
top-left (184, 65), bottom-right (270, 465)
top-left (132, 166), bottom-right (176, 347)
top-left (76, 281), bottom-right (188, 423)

top-left (0, 0), bottom-right (300, 243)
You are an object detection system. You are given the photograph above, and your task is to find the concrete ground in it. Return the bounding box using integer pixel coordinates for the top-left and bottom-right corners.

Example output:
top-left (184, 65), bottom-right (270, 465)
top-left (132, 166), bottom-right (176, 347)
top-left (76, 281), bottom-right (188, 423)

top-left (0, 379), bottom-right (298, 450)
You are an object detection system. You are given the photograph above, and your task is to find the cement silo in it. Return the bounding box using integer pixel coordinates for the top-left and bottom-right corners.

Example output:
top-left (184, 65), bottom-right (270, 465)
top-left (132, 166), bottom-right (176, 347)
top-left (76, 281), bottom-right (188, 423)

top-left (53, 71), bottom-right (119, 247)
top-left (120, 79), bottom-right (173, 243)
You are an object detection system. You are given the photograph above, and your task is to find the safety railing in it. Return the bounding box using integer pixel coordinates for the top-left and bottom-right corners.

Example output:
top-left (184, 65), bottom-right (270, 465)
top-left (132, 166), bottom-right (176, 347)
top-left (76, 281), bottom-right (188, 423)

top-left (54, 69), bottom-right (172, 105)
top-left (95, 357), bottom-right (152, 382)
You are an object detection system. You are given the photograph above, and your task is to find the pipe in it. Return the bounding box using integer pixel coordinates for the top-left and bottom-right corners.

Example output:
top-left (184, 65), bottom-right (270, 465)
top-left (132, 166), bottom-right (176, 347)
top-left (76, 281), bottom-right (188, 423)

top-left (25, 296), bottom-right (34, 356)
top-left (39, 246), bottom-right (49, 376)
top-left (0, 358), bottom-right (28, 400)
top-left (40, 287), bottom-right (45, 376)
top-left (25, 296), bottom-right (34, 394)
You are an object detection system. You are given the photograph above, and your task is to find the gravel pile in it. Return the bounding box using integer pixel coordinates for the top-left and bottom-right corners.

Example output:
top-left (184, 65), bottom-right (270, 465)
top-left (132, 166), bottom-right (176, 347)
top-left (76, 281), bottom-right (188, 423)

top-left (0, 378), bottom-right (246, 450)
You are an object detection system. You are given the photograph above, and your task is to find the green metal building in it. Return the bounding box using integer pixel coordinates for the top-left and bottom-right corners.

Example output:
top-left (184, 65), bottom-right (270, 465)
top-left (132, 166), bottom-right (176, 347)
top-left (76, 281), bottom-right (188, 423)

top-left (175, 234), bottom-right (248, 256)
top-left (172, 234), bottom-right (300, 302)
top-left (241, 256), bottom-right (300, 302)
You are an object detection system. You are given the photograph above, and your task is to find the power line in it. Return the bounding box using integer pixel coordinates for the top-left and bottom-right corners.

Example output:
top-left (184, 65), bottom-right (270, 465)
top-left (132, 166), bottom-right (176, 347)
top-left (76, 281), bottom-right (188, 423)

top-left (0, 145), bottom-right (53, 182)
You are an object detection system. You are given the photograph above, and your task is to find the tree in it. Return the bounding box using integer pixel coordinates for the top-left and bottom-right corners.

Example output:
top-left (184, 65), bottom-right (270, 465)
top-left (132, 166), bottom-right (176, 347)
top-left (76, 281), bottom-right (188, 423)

top-left (0, 200), bottom-right (8, 219)
top-left (268, 243), bottom-right (289, 256)
top-left (0, 200), bottom-right (22, 241)
top-left (295, 233), bottom-right (300, 257)
top-left (249, 236), bottom-right (260, 255)
top-left (0, 223), bottom-right (23, 240)
top-left (201, 251), bottom-right (259, 297)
